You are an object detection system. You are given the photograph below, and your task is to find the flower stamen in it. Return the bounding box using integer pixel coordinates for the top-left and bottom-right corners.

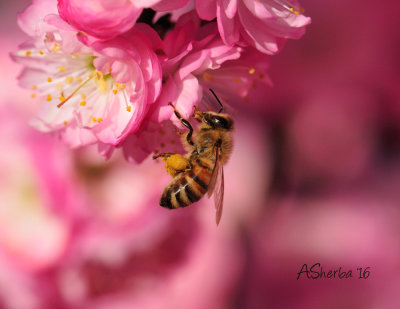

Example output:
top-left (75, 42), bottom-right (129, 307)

top-left (57, 75), bottom-right (94, 108)
top-left (272, 0), bottom-right (304, 14)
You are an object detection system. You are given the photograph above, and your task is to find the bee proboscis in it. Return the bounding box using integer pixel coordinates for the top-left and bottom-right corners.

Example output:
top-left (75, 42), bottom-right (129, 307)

top-left (153, 89), bottom-right (234, 225)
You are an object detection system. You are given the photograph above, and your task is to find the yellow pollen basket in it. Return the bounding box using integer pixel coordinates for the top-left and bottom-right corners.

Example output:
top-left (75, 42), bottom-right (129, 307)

top-left (162, 154), bottom-right (189, 177)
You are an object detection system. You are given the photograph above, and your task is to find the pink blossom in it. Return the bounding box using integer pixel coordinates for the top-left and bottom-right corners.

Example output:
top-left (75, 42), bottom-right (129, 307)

top-left (121, 12), bottom-right (272, 162)
top-left (152, 13), bottom-right (242, 124)
top-left (13, 1), bottom-right (162, 149)
top-left (121, 13), bottom-right (245, 161)
top-left (57, 0), bottom-right (143, 39)
top-left (195, 0), bottom-right (311, 55)
top-left (57, 0), bottom-right (191, 39)
top-left (199, 46), bottom-right (272, 103)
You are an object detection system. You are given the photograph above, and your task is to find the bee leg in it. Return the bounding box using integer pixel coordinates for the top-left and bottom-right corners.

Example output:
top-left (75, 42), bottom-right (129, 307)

top-left (193, 106), bottom-right (203, 122)
top-left (152, 152), bottom-right (176, 160)
top-left (168, 102), bottom-right (194, 146)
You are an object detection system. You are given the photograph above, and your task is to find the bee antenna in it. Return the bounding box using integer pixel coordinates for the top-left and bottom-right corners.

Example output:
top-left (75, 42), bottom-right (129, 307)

top-left (209, 88), bottom-right (224, 113)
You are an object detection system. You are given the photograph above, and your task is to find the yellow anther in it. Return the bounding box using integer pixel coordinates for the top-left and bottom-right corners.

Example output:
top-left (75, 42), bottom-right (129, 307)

top-left (97, 118), bottom-right (103, 123)
top-left (97, 79), bottom-right (107, 92)
top-left (53, 44), bottom-right (60, 52)
top-left (25, 51), bottom-right (31, 56)
top-left (249, 67), bottom-right (256, 74)
top-left (31, 93), bottom-right (36, 98)
top-left (80, 93), bottom-right (86, 100)
top-left (92, 117), bottom-right (96, 122)
top-left (47, 77), bottom-right (53, 82)
top-left (59, 95), bottom-right (66, 101)
top-left (32, 85), bottom-right (37, 90)
top-left (300, 7), bottom-right (305, 13)
top-left (90, 71), bottom-right (107, 92)
top-left (80, 100), bottom-right (86, 106)
top-left (57, 75), bottom-right (93, 108)
top-left (233, 77), bottom-right (241, 83)
top-left (56, 83), bottom-right (63, 91)
top-left (91, 71), bottom-right (103, 80)
top-left (72, 53), bottom-right (78, 59)
top-left (65, 76), bottom-right (74, 84)
top-left (64, 121), bottom-right (68, 125)
top-left (116, 83), bottom-right (126, 90)
top-left (113, 89), bottom-right (118, 95)
top-left (126, 106), bottom-right (131, 112)
top-left (294, 10), bottom-right (300, 14)
top-left (39, 50), bottom-right (44, 55)
top-left (46, 94), bottom-right (52, 101)
top-left (203, 72), bottom-right (213, 82)
top-left (58, 65), bottom-right (66, 73)
top-left (289, 6), bottom-right (294, 12)
top-left (76, 77), bottom-right (83, 83)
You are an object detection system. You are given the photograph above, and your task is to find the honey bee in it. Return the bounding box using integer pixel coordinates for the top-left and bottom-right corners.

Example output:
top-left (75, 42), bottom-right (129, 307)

top-left (153, 89), bottom-right (234, 225)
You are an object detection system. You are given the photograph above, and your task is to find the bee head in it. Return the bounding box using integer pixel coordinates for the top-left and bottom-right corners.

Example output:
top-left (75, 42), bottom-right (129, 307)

top-left (202, 112), bottom-right (234, 131)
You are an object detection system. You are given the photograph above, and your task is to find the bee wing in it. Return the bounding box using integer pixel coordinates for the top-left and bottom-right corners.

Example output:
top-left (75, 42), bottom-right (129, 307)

top-left (207, 145), bottom-right (225, 225)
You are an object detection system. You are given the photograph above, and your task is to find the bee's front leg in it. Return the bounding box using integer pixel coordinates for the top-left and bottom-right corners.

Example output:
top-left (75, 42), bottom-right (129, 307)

top-left (168, 102), bottom-right (195, 147)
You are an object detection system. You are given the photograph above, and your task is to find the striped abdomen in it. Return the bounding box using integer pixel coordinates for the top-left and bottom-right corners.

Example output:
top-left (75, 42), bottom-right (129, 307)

top-left (159, 158), bottom-right (214, 209)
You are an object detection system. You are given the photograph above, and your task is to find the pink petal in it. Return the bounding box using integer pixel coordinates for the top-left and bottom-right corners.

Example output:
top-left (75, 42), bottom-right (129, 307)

top-left (152, 0), bottom-right (191, 12)
top-left (217, 1), bottom-right (240, 46)
top-left (17, 0), bottom-right (58, 37)
top-left (238, 1), bottom-right (282, 54)
top-left (220, 0), bottom-right (237, 19)
top-left (57, 0), bottom-right (142, 39)
top-left (195, 0), bottom-right (217, 20)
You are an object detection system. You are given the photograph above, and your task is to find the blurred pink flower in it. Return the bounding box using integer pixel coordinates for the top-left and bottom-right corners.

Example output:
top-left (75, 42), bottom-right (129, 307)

top-left (0, 106), bottom-right (85, 272)
top-left (13, 1), bottom-right (162, 148)
top-left (284, 85), bottom-right (378, 186)
top-left (195, 0), bottom-right (311, 55)
top-left (242, 194), bottom-right (400, 309)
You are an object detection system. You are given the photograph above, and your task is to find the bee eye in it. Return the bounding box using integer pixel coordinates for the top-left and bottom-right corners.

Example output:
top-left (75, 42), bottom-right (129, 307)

top-left (213, 116), bottom-right (227, 127)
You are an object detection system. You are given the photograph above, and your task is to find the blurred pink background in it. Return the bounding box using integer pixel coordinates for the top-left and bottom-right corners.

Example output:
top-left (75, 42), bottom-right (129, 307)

top-left (1, 0), bottom-right (400, 308)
